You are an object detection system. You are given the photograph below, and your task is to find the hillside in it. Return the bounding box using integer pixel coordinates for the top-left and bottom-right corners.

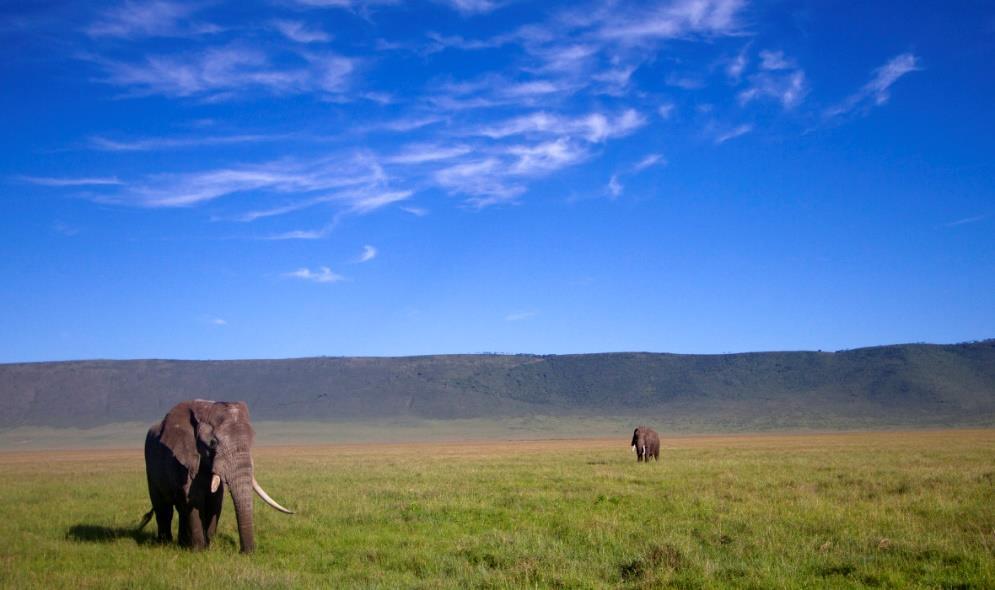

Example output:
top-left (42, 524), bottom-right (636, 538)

top-left (1, 341), bottom-right (994, 430)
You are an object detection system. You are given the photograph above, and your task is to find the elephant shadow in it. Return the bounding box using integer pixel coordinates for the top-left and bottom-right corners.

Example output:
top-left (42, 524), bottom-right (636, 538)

top-left (66, 524), bottom-right (156, 545)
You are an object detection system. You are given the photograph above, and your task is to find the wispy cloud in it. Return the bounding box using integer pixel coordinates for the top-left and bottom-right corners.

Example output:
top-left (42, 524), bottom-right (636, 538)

top-left (590, 0), bottom-right (746, 45)
top-left (95, 45), bottom-right (356, 100)
top-left (607, 174), bottom-right (623, 198)
top-left (272, 20), bottom-right (331, 43)
top-left (825, 53), bottom-right (921, 119)
top-left (435, 158), bottom-right (525, 206)
top-left (52, 221), bottom-right (81, 236)
top-left (726, 46), bottom-right (749, 81)
top-left (357, 244), bottom-right (378, 262)
top-left (739, 69), bottom-right (807, 109)
top-left (944, 214), bottom-right (987, 228)
top-left (386, 144), bottom-right (473, 164)
top-left (401, 206), bottom-right (428, 216)
top-left (505, 310), bottom-right (537, 321)
top-left (758, 50), bottom-right (792, 71)
top-left (85, 1), bottom-right (217, 39)
top-left (665, 73), bottom-right (705, 90)
top-left (19, 176), bottom-right (124, 186)
top-left (347, 190), bottom-right (413, 214)
top-left (88, 133), bottom-right (289, 151)
top-left (283, 266), bottom-right (346, 283)
top-left (374, 115), bottom-right (446, 133)
top-left (208, 317), bottom-right (227, 326)
top-left (506, 138), bottom-right (589, 175)
top-left (714, 123), bottom-right (753, 144)
top-left (633, 153), bottom-right (666, 172)
top-left (291, 0), bottom-right (399, 9)
top-left (475, 109), bottom-right (645, 142)
top-left (438, 0), bottom-right (502, 15)
top-left (267, 226), bottom-right (335, 240)
top-left (109, 154), bottom-right (386, 208)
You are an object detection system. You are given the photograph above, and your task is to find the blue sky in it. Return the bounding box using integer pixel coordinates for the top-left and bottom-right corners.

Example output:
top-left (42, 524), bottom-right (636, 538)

top-left (1, 0), bottom-right (993, 362)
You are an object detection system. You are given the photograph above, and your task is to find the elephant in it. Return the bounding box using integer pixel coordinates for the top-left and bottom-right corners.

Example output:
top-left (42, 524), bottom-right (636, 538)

top-left (137, 399), bottom-right (293, 553)
top-left (631, 426), bottom-right (660, 462)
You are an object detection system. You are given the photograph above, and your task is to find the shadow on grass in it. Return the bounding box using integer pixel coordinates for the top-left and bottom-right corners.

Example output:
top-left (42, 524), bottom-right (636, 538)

top-left (66, 524), bottom-right (157, 545)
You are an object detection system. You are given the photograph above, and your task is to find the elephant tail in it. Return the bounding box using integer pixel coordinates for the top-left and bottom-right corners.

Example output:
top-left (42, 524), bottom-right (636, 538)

top-left (137, 509), bottom-right (154, 531)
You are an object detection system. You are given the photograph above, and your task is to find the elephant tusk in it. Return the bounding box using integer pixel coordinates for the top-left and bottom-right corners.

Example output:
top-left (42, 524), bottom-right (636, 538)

top-left (631, 445), bottom-right (636, 452)
top-left (210, 474), bottom-right (222, 493)
top-left (252, 478), bottom-right (294, 514)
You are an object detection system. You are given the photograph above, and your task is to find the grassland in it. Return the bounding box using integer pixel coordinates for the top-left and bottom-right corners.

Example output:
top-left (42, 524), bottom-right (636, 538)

top-left (0, 430), bottom-right (993, 588)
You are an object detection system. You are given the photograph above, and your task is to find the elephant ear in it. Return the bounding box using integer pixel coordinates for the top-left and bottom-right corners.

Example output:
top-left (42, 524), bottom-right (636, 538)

top-left (158, 400), bottom-right (217, 479)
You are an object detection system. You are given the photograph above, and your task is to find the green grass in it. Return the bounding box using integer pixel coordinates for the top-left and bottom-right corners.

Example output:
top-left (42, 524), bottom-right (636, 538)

top-left (1, 430), bottom-right (993, 588)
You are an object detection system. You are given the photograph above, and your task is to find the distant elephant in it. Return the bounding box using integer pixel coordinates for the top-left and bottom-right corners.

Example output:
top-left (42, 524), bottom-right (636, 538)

top-left (138, 400), bottom-right (293, 553)
top-left (631, 426), bottom-right (660, 462)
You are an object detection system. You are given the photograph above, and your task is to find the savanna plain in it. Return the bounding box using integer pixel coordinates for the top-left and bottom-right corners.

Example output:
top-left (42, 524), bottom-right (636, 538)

top-left (0, 429), bottom-right (993, 589)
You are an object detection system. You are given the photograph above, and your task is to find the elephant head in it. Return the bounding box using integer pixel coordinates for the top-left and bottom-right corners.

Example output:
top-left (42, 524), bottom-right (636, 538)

top-left (631, 426), bottom-right (648, 456)
top-left (159, 400), bottom-right (292, 553)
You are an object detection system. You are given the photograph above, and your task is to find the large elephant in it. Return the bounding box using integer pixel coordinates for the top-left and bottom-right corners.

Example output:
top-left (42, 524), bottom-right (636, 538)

top-left (138, 400), bottom-right (293, 553)
top-left (630, 426), bottom-right (660, 462)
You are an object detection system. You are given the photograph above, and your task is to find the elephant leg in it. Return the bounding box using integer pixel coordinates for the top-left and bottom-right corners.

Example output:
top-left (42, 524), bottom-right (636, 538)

top-left (147, 481), bottom-right (173, 542)
top-left (177, 505), bottom-right (193, 547)
top-left (153, 504), bottom-right (173, 542)
top-left (205, 488), bottom-right (223, 543)
top-left (187, 506), bottom-right (208, 550)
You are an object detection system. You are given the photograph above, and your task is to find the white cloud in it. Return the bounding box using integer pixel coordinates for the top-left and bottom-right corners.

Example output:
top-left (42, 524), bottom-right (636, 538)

top-left (607, 174), bottom-right (623, 198)
top-left (273, 20), bottom-right (331, 43)
top-left (657, 102), bottom-right (676, 119)
top-left (591, 65), bottom-right (637, 96)
top-left (633, 153), bottom-right (666, 172)
top-left (593, 0), bottom-right (746, 44)
top-left (111, 154), bottom-right (386, 208)
top-left (88, 133), bottom-right (288, 151)
top-left (52, 221), bottom-right (81, 236)
top-left (506, 138), bottom-right (588, 175)
top-left (237, 187), bottom-right (406, 223)
top-left (358, 245), bottom-right (378, 262)
top-left (944, 214), bottom-right (987, 228)
top-left (434, 158), bottom-right (525, 205)
top-left (666, 73), bottom-right (704, 90)
top-left (267, 227), bottom-right (334, 240)
top-left (386, 144), bottom-right (473, 164)
top-left (284, 266), bottom-right (345, 283)
top-left (476, 109), bottom-right (645, 142)
top-left (401, 206), bottom-right (429, 216)
top-left (348, 190), bottom-right (413, 214)
top-left (726, 46), bottom-right (749, 81)
top-left (96, 45), bottom-right (356, 100)
top-left (85, 1), bottom-right (216, 38)
top-left (501, 79), bottom-right (571, 97)
top-left (530, 43), bottom-right (600, 74)
top-left (209, 317), bottom-right (227, 326)
top-left (375, 115), bottom-right (446, 133)
top-left (439, 0), bottom-right (502, 15)
top-left (505, 310), bottom-right (537, 321)
top-left (759, 50), bottom-right (792, 71)
top-left (236, 196), bottom-right (337, 222)
top-left (739, 70), bottom-right (807, 109)
top-left (714, 123), bottom-right (753, 144)
top-left (292, 0), bottom-right (399, 8)
top-left (825, 53), bottom-right (921, 119)
top-left (19, 176), bottom-right (123, 186)
top-left (427, 74), bottom-right (578, 111)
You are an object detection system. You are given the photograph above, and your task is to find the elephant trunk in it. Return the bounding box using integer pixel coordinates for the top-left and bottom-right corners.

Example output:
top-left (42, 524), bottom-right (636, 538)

top-left (226, 451), bottom-right (255, 554)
